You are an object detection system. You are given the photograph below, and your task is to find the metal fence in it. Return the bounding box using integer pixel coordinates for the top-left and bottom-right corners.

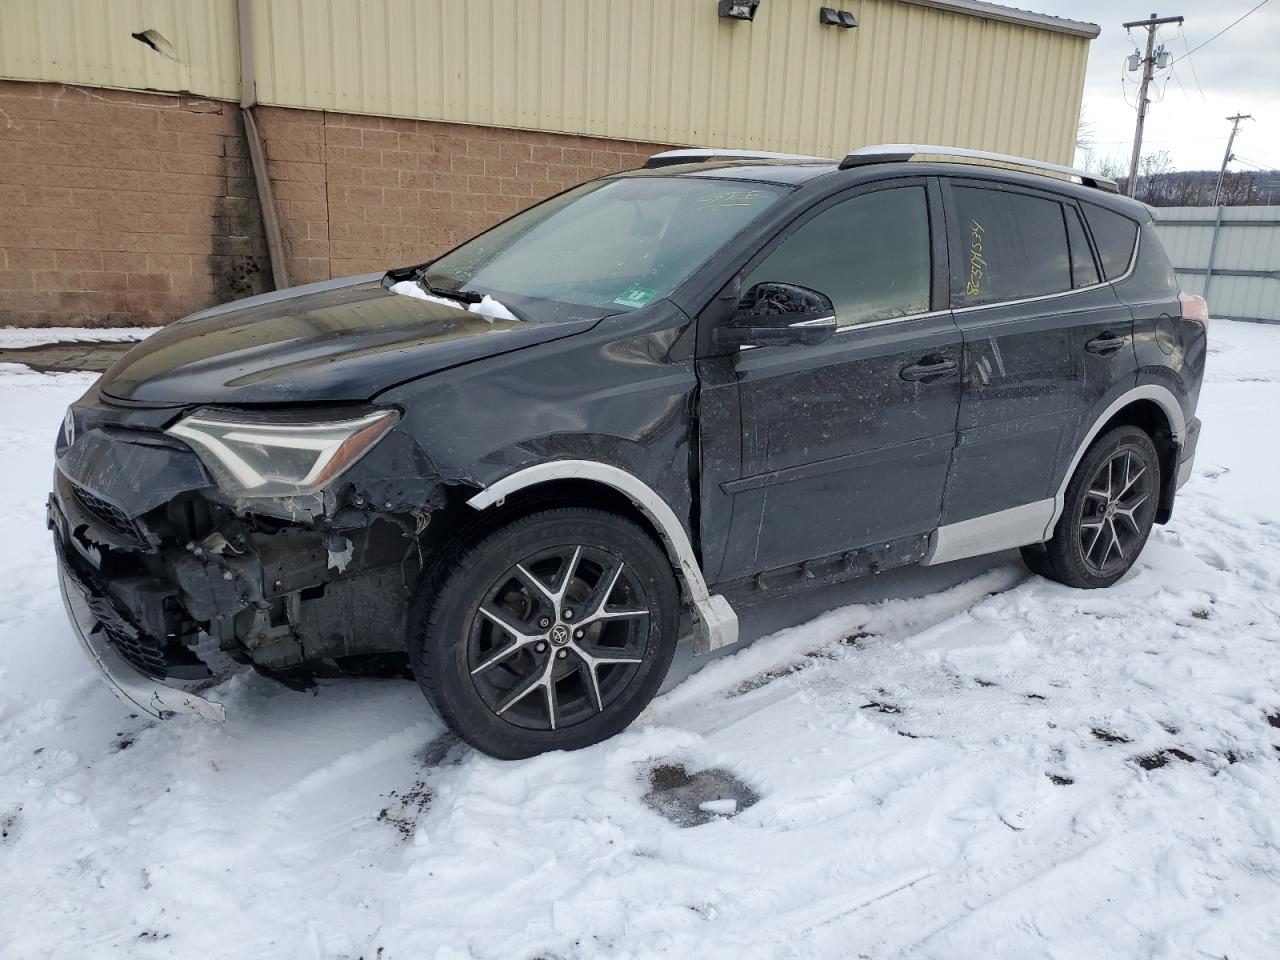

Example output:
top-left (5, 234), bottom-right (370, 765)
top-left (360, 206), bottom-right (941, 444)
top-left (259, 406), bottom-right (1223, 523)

top-left (1152, 205), bottom-right (1280, 325)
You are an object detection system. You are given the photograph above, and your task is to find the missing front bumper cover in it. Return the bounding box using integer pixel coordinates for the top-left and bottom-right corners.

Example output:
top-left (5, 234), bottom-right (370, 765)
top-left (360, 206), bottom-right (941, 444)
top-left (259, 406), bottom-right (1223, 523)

top-left (58, 558), bottom-right (226, 722)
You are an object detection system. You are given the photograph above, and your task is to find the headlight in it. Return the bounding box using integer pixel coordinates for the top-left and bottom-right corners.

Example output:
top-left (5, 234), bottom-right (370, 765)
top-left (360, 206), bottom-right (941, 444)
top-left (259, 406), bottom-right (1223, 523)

top-left (167, 408), bottom-right (399, 498)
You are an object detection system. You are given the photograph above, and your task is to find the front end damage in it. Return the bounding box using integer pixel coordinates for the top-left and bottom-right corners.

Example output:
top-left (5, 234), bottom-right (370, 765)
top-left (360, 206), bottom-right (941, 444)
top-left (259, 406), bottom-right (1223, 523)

top-left (49, 389), bottom-right (448, 720)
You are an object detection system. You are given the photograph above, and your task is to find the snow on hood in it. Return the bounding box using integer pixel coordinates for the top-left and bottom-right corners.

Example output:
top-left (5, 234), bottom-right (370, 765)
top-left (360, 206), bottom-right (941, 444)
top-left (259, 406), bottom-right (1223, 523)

top-left (390, 280), bottom-right (520, 322)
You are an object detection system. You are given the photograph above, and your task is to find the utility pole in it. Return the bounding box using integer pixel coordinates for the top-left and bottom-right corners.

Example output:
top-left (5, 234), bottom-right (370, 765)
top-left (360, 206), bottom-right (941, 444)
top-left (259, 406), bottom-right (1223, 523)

top-left (1212, 113), bottom-right (1252, 207)
top-left (1123, 12), bottom-right (1183, 199)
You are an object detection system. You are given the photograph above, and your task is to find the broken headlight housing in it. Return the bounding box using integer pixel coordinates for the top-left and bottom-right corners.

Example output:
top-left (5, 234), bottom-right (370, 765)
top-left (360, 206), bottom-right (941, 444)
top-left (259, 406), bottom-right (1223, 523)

top-left (167, 408), bottom-right (399, 499)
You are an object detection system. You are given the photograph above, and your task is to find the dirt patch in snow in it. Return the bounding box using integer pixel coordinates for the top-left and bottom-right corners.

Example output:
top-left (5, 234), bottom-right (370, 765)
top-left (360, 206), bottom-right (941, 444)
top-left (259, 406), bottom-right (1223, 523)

top-left (642, 763), bottom-right (760, 827)
top-left (1134, 748), bottom-right (1197, 770)
top-left (728, 648), bottom-right (836, 696)
top-left (376, 734), bottom-right (464, 840)
top-left (377, 778), bottom-right (433, 840)
top-left (1090, 727), bottom-right (1132, 744)
top-left (0, 342), bottom-right (134, 373)
top-left (1, 806), bottom-right (20, 842)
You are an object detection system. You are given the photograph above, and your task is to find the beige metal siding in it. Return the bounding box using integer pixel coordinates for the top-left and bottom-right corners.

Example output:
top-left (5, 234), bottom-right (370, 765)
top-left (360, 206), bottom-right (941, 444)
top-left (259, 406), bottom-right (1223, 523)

top-left (0, 0), bottom-right (1090, 164)
top-left (246, 0), bottom-right (1088, 163)
top-left (0, 0), bottom-right (240, 101)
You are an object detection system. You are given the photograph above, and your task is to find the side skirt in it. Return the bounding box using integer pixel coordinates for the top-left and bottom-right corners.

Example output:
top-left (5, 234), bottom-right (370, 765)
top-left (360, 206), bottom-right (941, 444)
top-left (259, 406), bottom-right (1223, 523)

top-left (714, 534), bottom-right (930, 608)
top-left (922, 499), bottom-right (1054, 566)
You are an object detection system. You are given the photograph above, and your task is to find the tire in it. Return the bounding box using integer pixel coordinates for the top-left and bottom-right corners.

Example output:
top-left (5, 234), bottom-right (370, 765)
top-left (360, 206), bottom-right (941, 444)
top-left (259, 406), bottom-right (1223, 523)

top-left (409, 507), bottom-right (679, 759)
top-left (1021, 425), bottom-right (1161, 589)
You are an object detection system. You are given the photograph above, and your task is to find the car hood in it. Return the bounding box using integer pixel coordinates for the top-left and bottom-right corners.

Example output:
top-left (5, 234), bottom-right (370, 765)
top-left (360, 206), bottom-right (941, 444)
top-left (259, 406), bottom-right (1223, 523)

top-left (98, 274), bottom-right (599, 404)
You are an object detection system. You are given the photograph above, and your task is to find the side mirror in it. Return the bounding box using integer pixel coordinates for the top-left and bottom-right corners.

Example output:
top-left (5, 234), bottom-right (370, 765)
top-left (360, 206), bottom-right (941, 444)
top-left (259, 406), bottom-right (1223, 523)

top-left (715, 282), bottom-right (837, 350)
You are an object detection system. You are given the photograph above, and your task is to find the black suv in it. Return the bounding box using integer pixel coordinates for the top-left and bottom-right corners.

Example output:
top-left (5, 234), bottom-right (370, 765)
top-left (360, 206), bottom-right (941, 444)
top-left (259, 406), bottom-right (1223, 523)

top-left (50, 145), bottom-right (1206, 758)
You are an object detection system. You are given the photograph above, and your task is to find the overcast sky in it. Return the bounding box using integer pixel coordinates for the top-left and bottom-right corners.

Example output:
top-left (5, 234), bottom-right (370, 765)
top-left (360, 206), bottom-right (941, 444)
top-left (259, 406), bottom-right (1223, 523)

top-left (1030, 0), bottom-right (1280, 172)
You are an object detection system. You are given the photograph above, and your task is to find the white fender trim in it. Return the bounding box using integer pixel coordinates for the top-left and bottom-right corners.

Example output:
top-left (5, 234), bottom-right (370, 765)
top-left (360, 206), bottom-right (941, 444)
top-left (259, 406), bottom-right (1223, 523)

top-left (466, 460), bottom-right (738, 654)
top-left (1044, 383), bottom-right (1186, 539)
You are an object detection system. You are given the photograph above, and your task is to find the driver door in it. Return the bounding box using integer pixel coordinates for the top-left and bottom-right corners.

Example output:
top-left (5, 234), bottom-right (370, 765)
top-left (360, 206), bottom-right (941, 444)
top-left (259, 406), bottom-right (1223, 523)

top-left (697, 179), bottom-right (963, 584)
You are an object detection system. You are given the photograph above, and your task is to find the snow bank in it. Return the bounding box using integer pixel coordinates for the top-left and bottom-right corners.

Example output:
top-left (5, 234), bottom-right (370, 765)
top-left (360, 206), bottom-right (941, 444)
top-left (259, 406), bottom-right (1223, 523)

top-left (2, 323), bottom-right (1278, 958)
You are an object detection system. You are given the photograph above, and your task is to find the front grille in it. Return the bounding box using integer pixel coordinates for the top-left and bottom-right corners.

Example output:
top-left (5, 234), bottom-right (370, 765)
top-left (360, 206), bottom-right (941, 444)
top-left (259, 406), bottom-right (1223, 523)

top-left (55, 532), bottom-right (211, 683)
top-left (72, 485), bottom-right (147, 549)
top-left (102, 621), bottom-right (168, 678)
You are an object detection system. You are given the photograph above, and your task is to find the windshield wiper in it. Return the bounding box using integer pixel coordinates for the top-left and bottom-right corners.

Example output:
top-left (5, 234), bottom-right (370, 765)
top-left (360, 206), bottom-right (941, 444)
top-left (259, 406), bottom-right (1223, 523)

top-left (412, 267), bottom-right (483, 304)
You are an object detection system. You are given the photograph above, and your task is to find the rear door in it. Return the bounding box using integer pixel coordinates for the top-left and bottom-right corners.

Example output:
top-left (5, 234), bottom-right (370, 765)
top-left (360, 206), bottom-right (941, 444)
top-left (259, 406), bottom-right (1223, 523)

top-left (935, 179), bottom-right (1137, 557)
top-left (699, 179), bottom-right (964, 583)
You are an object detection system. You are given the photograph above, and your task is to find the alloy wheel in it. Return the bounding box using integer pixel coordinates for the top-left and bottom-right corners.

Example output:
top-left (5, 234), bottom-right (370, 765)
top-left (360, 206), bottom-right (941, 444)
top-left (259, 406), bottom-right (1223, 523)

top-left (466, 545), bottom-right (651, 731)
top-left (1077, 446), bottom-right (1155, 577)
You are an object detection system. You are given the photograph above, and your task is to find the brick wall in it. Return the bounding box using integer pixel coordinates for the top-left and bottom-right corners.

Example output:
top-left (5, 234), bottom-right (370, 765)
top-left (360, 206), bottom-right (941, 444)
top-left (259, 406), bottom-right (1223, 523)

top-left (256, 108), bottom-right (667, 283)
top-left (0, 81), bottom-right (271, 327)
top-left (0, 80), bottom-right (669, 327)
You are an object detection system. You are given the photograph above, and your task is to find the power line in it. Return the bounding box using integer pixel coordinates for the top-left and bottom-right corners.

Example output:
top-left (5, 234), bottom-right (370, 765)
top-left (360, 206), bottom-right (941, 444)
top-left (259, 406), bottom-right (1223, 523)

top-left (1235, 154), bottom-right (1280, 172)
top-left (1176, 23), bottom-right (1206, 99)
top-left (1171, 0), bottom-right (1271, 64)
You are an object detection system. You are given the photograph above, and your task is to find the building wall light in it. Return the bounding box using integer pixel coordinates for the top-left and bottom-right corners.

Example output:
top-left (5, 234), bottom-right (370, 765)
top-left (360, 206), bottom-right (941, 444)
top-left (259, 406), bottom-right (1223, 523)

top-left (819, 7), bottom-right (858, 28)
top-left (718, 0), bottom-right (761, 21)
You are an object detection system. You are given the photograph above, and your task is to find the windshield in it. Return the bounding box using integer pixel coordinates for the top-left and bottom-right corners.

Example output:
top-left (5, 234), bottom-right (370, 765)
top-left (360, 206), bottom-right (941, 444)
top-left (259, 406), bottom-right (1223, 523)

top-left (423, 177), bottom-right (787, 313)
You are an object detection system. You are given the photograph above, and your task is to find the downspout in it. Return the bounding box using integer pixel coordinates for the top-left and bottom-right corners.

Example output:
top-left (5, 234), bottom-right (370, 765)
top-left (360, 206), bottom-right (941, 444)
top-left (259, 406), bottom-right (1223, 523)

top-left (237, 0), bottom-right (291, 290)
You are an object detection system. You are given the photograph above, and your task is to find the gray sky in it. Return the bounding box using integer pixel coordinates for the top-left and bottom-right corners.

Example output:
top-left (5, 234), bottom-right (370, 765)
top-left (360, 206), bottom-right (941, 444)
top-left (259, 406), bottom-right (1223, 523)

top-left (1030, 1), bottom-right (1280, 172)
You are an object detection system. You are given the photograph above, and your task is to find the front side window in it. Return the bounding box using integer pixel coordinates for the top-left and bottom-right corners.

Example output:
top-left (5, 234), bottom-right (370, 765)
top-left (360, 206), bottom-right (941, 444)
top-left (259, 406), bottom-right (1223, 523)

top-left (952, 186), bottom-right (1072, 306)
top-left (424, 177), bottom-right (786, 314)
top-left (742, 186), bottom-right (932, 328)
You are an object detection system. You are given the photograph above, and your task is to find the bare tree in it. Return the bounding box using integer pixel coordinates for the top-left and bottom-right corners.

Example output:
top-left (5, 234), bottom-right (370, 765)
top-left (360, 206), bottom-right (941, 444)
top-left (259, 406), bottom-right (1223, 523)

top-left (1076, 107), bottom-right (1096, 152)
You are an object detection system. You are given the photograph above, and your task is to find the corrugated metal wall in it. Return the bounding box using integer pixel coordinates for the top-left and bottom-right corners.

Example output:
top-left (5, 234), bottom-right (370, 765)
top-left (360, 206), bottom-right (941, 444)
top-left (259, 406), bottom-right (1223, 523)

top-left (0, 0), bottom-right (1090, 163)
top-left (0, 0), bottom-right (240, 101)
top-left (1154, 206), bottom-right (1280, 325)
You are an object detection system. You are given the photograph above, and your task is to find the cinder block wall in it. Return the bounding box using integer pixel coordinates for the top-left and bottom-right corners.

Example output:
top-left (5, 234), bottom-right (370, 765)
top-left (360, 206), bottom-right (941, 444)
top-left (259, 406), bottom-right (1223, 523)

top-left (0, 80), bottom-right (668, 327)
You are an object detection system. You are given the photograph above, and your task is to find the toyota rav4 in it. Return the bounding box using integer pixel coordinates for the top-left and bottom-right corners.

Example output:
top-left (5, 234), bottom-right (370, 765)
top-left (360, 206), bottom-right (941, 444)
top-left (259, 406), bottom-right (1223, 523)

top-left (50, 144), bottom-right (1207, 758)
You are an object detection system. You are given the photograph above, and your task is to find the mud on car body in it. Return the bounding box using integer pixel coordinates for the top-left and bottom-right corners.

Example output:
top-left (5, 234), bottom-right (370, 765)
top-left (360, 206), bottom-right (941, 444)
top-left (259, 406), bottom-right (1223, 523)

top-left (51, 145), bottom-right (1207, 758)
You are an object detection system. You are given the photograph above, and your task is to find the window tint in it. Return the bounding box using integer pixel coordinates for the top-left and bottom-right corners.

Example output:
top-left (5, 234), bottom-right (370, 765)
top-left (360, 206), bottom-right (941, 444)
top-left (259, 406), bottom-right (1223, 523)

top-left (743, 186), bottom-right (931, 327)
top-left (1065, 205), bottom-right (1100, 288)
top-left (1081, 203), bottom-right (1139, 279)
top-left (953, 187), bottom-right (1071, 305)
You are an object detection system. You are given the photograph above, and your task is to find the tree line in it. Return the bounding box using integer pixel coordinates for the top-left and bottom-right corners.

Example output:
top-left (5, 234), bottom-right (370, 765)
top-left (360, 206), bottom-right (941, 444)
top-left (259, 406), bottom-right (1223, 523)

top-left (1079, 149), bottom-right (1280, 207)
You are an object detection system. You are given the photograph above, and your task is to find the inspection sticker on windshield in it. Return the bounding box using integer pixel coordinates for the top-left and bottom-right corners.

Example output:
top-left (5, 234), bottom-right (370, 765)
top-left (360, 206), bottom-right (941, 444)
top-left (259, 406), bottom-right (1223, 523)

top-left (613, 285), bottom-right (657, 308)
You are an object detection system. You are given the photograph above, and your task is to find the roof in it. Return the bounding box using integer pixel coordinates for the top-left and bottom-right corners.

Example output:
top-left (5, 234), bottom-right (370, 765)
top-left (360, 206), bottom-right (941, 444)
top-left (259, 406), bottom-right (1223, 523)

top-left (896, 0), bottom-right (1101, 39)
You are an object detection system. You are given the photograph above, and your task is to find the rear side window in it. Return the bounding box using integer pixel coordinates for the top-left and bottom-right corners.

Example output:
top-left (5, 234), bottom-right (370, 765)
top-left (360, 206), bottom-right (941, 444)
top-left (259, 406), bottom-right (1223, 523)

top-left (1081, 203), bottom-right (1139, 279)
top-left (952, 186), bottom-right (1071, 306)
top-left (1065, 206), bottom-right (1100, 288)
top-left (744, 186), bottom-right (932, 327)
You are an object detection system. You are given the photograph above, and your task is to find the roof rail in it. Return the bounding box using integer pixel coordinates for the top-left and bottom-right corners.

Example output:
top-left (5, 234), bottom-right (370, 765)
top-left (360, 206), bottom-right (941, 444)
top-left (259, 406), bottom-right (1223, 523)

top-left (839, 144), bottom-right (1120, 193)
top-left (643, 148), bottom-right (832, 169)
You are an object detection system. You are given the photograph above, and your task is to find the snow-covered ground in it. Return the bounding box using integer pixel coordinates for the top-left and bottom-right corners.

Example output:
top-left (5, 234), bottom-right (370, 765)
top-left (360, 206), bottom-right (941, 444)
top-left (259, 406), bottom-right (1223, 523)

top-left (2, 322), bottom-right (1279, 960)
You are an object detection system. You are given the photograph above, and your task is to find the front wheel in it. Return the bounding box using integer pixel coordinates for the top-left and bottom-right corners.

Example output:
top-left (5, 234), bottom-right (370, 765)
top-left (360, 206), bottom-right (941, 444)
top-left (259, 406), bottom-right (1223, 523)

top-left (410, 507), bottom-right (679, 759)
top-left (1021, 425), bottom-right (1161, 589)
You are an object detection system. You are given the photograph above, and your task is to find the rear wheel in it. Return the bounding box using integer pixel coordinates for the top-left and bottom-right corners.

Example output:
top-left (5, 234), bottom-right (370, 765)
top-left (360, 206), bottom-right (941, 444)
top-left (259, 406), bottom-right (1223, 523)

top-left (410, 507), bottom-right (679, 759)
top-left (1021, 425), bottom-right (1160, 589)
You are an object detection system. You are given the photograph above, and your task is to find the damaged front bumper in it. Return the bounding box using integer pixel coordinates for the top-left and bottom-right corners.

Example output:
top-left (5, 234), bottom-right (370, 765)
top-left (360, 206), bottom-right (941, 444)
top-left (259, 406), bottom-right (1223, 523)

top-left (49, 390), bottom-right (438, 720)
top-left (51, 502), bottom-right (226, 721)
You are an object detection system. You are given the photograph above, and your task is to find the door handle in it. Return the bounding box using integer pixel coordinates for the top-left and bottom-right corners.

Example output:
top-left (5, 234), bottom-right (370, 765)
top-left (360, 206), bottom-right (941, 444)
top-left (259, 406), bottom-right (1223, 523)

top-left (1086, 333), bottom-right (1126, 355)
top-left (900, 356), bottom-right (958, 383)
